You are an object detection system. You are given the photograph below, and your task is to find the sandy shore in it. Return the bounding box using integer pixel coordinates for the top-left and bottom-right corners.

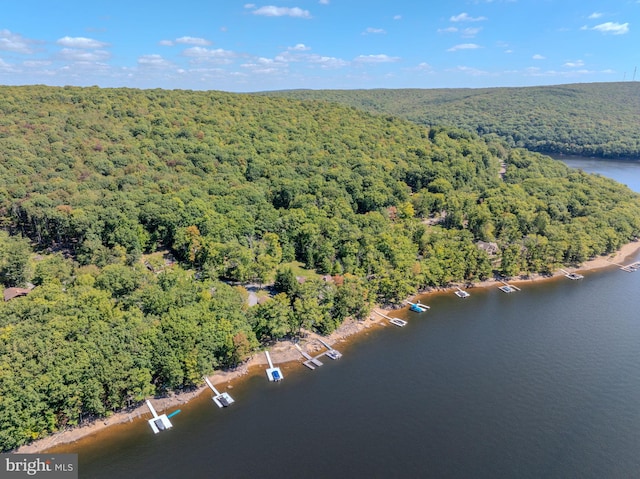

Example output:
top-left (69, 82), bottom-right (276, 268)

top-left (15, 239), bottom-right (640, 454)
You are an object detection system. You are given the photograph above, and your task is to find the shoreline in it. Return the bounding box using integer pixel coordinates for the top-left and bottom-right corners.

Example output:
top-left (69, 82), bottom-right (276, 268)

top-left (15, 239), bottom-right (640, 454)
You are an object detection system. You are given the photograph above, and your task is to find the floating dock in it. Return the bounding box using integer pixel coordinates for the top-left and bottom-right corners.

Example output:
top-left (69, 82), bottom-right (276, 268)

top-left (146, 399), bottom-right (173, 434)
top-left (454, 287), bottom-right (470, 298)
top-left (498, 281), bottom-right (521, 293)
top-left (559, 269), bottom-right (584, 280)
top-left (265, 351), bottom-right (283, 381)
top-left (373, 310), bottom-right (407, 327)
top-left (295, 339), bottom-right (343, 370)
top-left (295, 344), bottom-right (324, 370)
top-left (325, 349), bottom-right (342, 360)
top-left (620, 261), bottom-right (640, 273)
top-left (317, 339), bottom-right (342, 360)
top-left (406, 301), bottom-right (430, 313)
top-left (204, 376), bottom-right (235, 407)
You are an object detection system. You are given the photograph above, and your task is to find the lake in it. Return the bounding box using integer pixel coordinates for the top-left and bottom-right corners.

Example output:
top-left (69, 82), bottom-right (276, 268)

top-left (61, 157), bottom-right (640, 478)
top-left (556, 155), bottom-right (640, 192)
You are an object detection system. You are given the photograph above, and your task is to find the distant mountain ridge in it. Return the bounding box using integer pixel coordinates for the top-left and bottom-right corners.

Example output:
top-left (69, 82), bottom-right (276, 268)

top-left (257, 82), bottom-right (640, 159)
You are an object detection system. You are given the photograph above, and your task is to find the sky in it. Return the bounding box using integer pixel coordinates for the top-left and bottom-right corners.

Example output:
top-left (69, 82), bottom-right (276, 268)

top-left (1, 0), bottom-right (639, 92)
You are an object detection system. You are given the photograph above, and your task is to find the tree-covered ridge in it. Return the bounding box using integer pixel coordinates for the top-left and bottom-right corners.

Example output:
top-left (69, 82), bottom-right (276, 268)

top-left (259, 82), bottom-right (640, 159)
top-left (1, 85), bottom-right (640, 451)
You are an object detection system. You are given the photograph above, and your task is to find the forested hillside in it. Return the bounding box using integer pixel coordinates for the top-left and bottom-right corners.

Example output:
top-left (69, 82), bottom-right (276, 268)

top-left (260, 82), bottom-right (640, 159)
top-left (1, 85), bottom-right (640, 451)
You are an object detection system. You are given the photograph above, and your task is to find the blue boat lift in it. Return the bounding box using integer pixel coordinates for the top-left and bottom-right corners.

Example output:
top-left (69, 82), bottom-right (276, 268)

top-left (406, 301), bottom-right (430, 313)
top-left (265, 351), bottom-right (283, 381)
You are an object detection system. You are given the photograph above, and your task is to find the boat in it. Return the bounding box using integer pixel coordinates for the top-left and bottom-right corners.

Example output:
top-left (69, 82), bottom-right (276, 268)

top-left (407, 301), bottom-right (430, 313)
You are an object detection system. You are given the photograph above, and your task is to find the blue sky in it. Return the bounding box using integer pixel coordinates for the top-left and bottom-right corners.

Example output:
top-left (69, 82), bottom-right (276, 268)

top-left (1, 1), bottom-right (639, 92)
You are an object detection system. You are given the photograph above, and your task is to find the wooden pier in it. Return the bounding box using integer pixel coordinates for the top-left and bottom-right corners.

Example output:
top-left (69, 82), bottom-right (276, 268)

top-left (204, 376), bottom-right (235, 407)
top-left (372, 309), bottom-right (407, 327)
top-left (295, 344), bottom-right (324, 370)
top-left (317, 339), bottom-right (342, 360)
top-left (295, 339), bottom-right (343, 370)
top-left (146, 399), bottom-right (173, 434)
top-left (498, 281), bottom-right (521, 293)
top-left (620, 261), bottom-right (640, 273)
top-left (455, 287), bottom-right (470, 298)
top-left (559, 269), bottom-right (584, 280)
top-left (265, 351), bottom-right (283, 381)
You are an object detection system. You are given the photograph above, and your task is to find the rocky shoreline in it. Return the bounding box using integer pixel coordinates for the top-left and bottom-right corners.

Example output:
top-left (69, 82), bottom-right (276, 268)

top-left (15, 240), bottom-right (640, 454)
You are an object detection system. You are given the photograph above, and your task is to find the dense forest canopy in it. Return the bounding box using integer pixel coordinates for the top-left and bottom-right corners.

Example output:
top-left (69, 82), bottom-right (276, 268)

top-left (1, 85), bottom-right (640, 451)
top-left (258, 82), bottom-right (640, 159)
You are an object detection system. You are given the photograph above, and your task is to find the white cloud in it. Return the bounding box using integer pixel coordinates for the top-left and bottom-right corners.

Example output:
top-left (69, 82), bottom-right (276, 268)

top-left (276, 49), bottom-right (348, 69)
top-left (447, 43), bottom-right (481, 52)
top-left (532, 54), bottom-right (545, 60)
top-left (0, 57), bottom-right (15, 70)
top-left (241, 57), bottom-right (288, 75)
top-left (56, 36), bottom-right (108, 49)
top-left (160, 37), bottom-right (212, 47)
top-left (450, 13), bottom-right (487, 22)
top-left (182, 47), bottom-right (238, 64)
top-left (591, 22), bottom-right (629, 35)
top-left (453, 65), bottom-right (489, 76)
top-left (251, 6), bottom-right (312, 18)
top-left (462, 27), bottom-right (482, 37)
top-left (564, 59), bottom-right (585, 67)
top-left (176, 36), bottom-right (212, 46)
top-left (319, 0), bottom-right (329, 4)
top-left (363, 27), bottom-right (386, 35)
top-left (353, 54), bottom-right (400, 64)
top-left (137, 54), bottom-right (173, 68)
top-left (413, 62), bottom-right (433, 72)
top-left (588, 12), bottom-right (603, 19)
top-left (288, 43), bottom-right (311, 51)
top-left (23, 60), bottom-right (52, 67)
top-left (306, 54), bottom-right (348, 69)
top-left (58, 48), bottom-right (111, 62)
top-left (0, 29), bottom-right (36, 54)
top-left (438, 27), bottom-right (458, 34)
top-left (393, 15), bottom-right (402, 20)
top-left (523, 66), bottom-right (614, 78)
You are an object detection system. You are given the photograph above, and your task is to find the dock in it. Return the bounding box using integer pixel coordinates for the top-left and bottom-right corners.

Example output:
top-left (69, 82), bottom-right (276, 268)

top-left (559, 269), bottom-right (584, 280)
top-left (406, 301), bottom-right (430, 313)
top-left (204, 376), bottom-right (235, 407)
top-left (372, 309), bottom-right (407, 327)
top-left (146, 399), bottom-right (173, 434)
top-left (498, 281), bottom-right (521, 293)
top-left (295, 339), bottom-right (343, 370)
top-left (620, 261), bottom-right (640, 273)
top-left (295, 344), bottom-right (324, 370)
top-left (317, 339), bottom-right (342, 360)
top-left (455, 287), bottom-right (470, 298)
top-left (265, 351), bottom-right (283, 381)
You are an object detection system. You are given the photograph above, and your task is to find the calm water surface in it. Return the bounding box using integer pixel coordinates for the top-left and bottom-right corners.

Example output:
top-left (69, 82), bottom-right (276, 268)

top-left (67, 158), bottom-right (640, 478)
top-left (557, 155), bottom-right (640, 192)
